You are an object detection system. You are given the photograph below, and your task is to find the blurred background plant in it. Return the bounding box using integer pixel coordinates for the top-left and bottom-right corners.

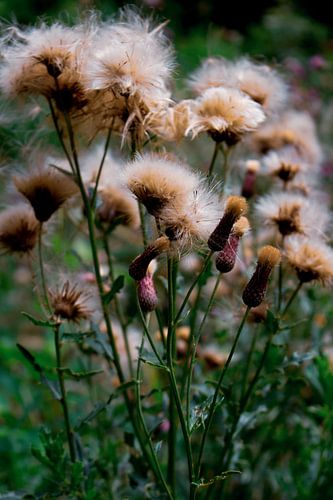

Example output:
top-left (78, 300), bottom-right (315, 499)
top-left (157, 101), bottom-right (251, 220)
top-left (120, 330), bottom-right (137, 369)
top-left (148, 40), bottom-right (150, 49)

top-left (1, 1), bottom-right (333, 499)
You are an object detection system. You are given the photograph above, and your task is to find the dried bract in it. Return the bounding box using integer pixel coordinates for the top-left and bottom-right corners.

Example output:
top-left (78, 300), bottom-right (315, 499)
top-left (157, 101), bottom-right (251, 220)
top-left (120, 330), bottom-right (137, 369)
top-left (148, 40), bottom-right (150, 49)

top-left (0, 205), bottom-right (39, 254)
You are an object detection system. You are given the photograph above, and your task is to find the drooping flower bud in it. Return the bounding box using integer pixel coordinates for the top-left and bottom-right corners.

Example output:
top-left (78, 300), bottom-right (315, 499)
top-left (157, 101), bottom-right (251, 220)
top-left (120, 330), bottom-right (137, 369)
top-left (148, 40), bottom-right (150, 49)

top-left (242, 245), bottom-right (281, 308)
top-left (215, 216), bottom-right (250, 273)
top-left (208, 196), bottom-right (247, 252)
top-left (129, 236), bottom-right (169, 281)
top-left (241, 160), bottom-right (260, 199)
top-left (138, 274), bottom-right (158, 312)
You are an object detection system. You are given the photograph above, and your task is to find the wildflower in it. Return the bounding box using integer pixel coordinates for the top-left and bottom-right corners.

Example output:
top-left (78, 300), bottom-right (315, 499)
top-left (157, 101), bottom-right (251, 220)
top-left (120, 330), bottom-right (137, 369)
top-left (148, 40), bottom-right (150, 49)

top-left (83, 10), bottom-right (174, 142)
top-left (255, 192), bottom-right (329, 238)
top-left (50, 280), bottom-right (91, 323)
top-left (241, 159), bottom-right (260, 199)
top-left (124, 153), bottom-right (200, 217)
top-left (242, 245), bottom-right (281, 308)
top-left (250, 110), bottom-right (322, 165)
top-left (0, 22), bottom-right (91, 112)
top-left (147, 100), bottom-right (193, 142)
top-left (263, 148), bottom-right (305, 185)
top-left (215, 216), bottom-right (250, 273)
top-left (97, 185), bottom-right (140, 229)
top-left (208, 196), bottom-right (247, 252)
top-left (284, 236), bottom-right (333, 286)
top-left (187, 87), bottom-right (265, 145)
top-left (129, 236), bottom-right (170, 281)
top-left (0, 205), bottom-right (39, 254)
top-left (14, 168), bottom-right (78, 222)
top-left (189, 57), bottom-right (287, 115)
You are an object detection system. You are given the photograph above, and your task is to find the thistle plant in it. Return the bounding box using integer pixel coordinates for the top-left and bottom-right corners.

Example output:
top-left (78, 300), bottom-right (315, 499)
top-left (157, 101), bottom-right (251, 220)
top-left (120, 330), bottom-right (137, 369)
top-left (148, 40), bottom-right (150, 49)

top-left (1, 8), bottom-right (333, 500)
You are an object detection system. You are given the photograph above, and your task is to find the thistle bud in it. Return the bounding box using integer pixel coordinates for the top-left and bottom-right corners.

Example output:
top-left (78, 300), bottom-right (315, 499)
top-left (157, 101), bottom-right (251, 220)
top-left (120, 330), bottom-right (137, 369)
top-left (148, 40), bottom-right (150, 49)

top-left (215, 217), bottom-right (249, 273)
top-left (242, 245), bottom-right (281, 308)
top-left (241, 160), bottom-right (260, 199)
top-left (208, 196), bottom-right (247, 252)
top-left (129, 236), bottom-right (169, 281)
top-left (138, 274), bottom-right (158, 312)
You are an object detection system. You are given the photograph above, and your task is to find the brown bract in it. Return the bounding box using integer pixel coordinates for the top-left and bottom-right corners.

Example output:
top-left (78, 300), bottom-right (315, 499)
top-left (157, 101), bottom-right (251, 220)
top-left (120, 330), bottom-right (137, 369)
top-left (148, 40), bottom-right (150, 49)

top-left (50, 281), bottom-right (91, 323)
top-left (14, 169), bottom-right (78, 222)
top-left (0, 205), bottom-right (39, 254)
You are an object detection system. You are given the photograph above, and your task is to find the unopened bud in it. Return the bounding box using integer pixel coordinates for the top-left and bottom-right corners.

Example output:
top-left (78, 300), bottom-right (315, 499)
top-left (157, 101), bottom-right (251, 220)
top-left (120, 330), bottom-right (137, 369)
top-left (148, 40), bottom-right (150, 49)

top-left (138, 274), bottom-right (158, 312)
top-left (208, 196), bottom-right (247, 252)
top-left (241, 160), bottom-right (260, 199)
top-left (215, 217), bottom-right (250, 273)
top-left (242, 246), bottom-right (281, 308)
top-left (129, 236), bottom-right (169, 281)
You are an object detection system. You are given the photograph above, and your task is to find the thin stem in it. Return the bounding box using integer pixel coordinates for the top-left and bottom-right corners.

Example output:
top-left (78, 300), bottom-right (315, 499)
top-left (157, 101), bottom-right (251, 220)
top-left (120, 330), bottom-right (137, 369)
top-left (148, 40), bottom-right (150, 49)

top-left (282, 281), bottom-right (303, 316)
top-left (196, 307), bottom-right (250, 479)
top-left (54, 323), bottom-right (76, 462)
top-left (167, 257), bottom-right (177, 492)
top-left (207, 142), bottom-right (220, 177)
top-left (37, 223), bottom-right (51, 314)
top-left (277, 237), bottom-right (285, 313)
top-left (47, 98), bottom-right (76, 175)
top-left (138, 201), bottom-right (148, 248)
top-left (136, 324), bottom-right (173, 499)
top-left (90, 123), bottom-right (114, 210)
top-left (221, 146), bottom-right (232, 195)
top-left (185, 274), bottom-right (222, 426)
top-left (137, 298), bottom-right (165, 367)
top-left (174, 252), bottom-right (213, 325)
top-left (240, 326), bottom-right (259, 399)
top-left (103, 232), bottom-right (134, 378)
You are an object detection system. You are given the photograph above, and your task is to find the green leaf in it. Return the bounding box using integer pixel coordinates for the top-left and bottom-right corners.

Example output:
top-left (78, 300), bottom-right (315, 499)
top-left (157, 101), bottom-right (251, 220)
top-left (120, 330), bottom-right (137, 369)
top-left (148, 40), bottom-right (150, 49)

top-left (61, 331), bottom-right (95, 343)
top-left (21, 311), bottom-right (56, 328)
top-left (60, 367), bottom-right (104, 381)
top-left (139, 348), bottom-right (168, 371)
top-left (17, 344), bottom-right (61, 400)
top-left (192, 470), bottom-right (241, 488)
top-left (103, 275), bottom-right (125, 304)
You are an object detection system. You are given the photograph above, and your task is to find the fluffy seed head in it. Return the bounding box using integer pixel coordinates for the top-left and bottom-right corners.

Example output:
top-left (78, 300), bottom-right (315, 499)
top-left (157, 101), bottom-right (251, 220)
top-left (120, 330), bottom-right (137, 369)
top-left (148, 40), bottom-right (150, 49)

top-left (50, 281), bottom-right (91, 323)
top-left (187, 87), bottom-right (266, 145)
top-left (255, 192), bottom-right (329, 238)
top-left (285, 236), bottom-right (333, 286)
top-left (258, 245), bottom-right (281, 268)
top-left (233, 216), bottom-right (250, 237)
top-left (0, 205), bottom-right (39, 254)
top-left (208, 196), bottom-right (247, 252)
top-left (147, 100), bottom-right (193, 142)
top-left (14, 169), bottom-right (78, 222)
top-left (124, 153), bottom-right (200, 217)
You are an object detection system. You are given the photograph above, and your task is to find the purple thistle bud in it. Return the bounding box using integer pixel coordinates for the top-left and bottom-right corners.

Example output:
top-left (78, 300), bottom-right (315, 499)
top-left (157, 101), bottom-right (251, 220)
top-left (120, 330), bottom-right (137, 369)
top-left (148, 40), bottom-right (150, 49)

top-left (208, 196), bottom-right (247, 252)
top-left (215, 234), bottom-right (239, 273)
top-left (138, 274), bottom-right (158, 312)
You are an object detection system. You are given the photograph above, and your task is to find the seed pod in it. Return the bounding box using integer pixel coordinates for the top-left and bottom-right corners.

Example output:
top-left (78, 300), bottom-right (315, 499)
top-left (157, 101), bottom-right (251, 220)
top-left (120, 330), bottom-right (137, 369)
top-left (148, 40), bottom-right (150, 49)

top-left (129, 236), bottom-right (169, 281)
top-left (208, 196), bottom-right (247, 252)
top-left (242, 245), bottom-right (280, 308)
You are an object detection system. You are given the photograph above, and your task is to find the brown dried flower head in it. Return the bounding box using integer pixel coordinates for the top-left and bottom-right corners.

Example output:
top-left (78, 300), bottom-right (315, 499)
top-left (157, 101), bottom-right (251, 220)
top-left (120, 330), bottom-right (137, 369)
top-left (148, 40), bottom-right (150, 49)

top-left (0, 205), bottom-right (39, 254)
top-left (50, 280), bottom-right (91, 323)
top-left (14, 169), bottom-right (78, 222)
top-left (285, 236), bottom-right (333, 286)
top-left (208, 195), bottom-right (247, 252)
top-left (187, 87), bottom-right (266, 145)
top-left (97, 185), bottom-right (140, 229)
top-left (242, 245), bottom-right (281, 308)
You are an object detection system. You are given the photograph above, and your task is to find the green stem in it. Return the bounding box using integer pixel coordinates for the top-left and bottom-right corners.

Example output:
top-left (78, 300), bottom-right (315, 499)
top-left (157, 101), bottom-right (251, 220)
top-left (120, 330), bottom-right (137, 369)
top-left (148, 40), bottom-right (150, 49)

top-left (174, 252), bottom-right (213, 325)
top-left (185, 274), bottom-right (222, 426)
top-left (102, 232), bottom-right (134, 378)
top-left (240, 326), bottom-right (259, 400)
top-left (221, 146), bottom-right (232, 195)
top-left (208, 142), bottom-right (220, 177)
top-left (54, 323), bottom-right (76, 462)
top-left (196, 307), bottom-right (250, 480)
top-left (37, 223), bottom-right (51, 313)
top-left (138, 201), bottom-right (148, 248)
top-left (90, 123), bottom-right (114, 210)
top-left (282, 281), bottom-right (303, 316)
top-left (277, 237), bottom-right (285, 313)
top-left (136, 321), bottom-right (173, 500)
top-left (167, 257), bottom-right (176, 492)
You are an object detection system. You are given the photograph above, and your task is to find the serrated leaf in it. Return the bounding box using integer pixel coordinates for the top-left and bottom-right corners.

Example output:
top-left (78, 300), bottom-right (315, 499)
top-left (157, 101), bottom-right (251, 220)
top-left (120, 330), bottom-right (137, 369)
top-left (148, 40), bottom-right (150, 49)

top-left (189, 394), bottom-right (224, 434)
top-left (61, 331), bottom-right (95, 343)
top-left (17, 344), bottom-right (61, 400)
top-left (21, 312), bottom-right (56, 328)
top-left (60, 367), bottom-right (104, 380)
top-left (103, 275), bottom-right (125, 304)
top-left (192, 470), bottom-right (241, 488)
